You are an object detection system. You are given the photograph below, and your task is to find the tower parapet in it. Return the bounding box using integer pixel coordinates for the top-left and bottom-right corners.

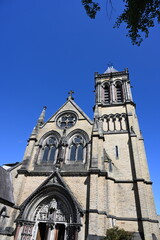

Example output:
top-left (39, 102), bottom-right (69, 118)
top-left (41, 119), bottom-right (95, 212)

top-left (95, 66), bottom-right (133, 106)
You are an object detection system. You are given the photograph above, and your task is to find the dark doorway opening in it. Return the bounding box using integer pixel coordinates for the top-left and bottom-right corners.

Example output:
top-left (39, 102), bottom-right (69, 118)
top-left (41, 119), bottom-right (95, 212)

top-left (55, 224), bottom-right (65, 240)
top-left (36, 222), bottom-right (48, 240)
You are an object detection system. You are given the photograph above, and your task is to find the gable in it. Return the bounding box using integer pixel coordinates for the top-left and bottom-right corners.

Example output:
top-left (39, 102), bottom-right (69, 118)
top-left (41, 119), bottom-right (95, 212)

top-left (42, 99), bottom-right (92, 127)
top-left (36, 99), bottom-right (93, 145)
top-left (17, 170), bottom-right (83, 223)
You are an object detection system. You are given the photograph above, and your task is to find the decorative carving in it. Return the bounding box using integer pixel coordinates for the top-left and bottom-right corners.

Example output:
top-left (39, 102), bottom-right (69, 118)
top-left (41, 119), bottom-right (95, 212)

top-left (57, 112), bottom-right (77, 129)
top-left (53, 176), bottom-right (58, 183)
top-left (21, 224), bottom-right (33, 240)
top-left (16, 180), bottom-right (82, 240)
top-left (57, 139), bottom-right (66, 164)
top-left (38, 204), bottom-right (48, 221)
top-left (34, 197), bottom-right (70, 223)
top-left (102, 113), bottom-right (127, 132)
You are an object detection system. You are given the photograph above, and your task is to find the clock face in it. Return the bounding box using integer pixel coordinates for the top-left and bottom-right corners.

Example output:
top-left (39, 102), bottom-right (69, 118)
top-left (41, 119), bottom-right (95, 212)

top-left (57, 112), bottom-right (77, 129)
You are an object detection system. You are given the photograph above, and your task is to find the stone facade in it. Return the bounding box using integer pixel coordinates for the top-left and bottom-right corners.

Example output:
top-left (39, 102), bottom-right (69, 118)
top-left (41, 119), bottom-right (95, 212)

top-left (0, 67), bottom-right (159, 240)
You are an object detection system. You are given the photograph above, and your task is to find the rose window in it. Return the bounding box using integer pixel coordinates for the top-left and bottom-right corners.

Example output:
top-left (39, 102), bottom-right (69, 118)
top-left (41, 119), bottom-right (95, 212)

top-left (57, 113), bottom-right (77, 129)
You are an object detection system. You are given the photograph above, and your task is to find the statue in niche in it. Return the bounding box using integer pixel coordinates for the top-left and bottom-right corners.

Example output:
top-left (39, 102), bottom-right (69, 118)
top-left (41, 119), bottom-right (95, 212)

top-left (48, 198), bottom-right (57, 221)
top-left (56, 130), bottom-right (67, 167)
top-left (57, 140), bottom-right (65, 162)
top-left (53, 176), bottom-right (58, 183)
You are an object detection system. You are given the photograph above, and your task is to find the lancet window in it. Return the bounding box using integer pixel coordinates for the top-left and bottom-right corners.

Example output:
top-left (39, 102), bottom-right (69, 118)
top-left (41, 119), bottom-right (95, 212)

top-left (104, 84), bottom-right (110, 103)
top-left (115, 82), bottom-right (123, 102)
top-left (68, 134), bottom-right (86, 162)
top-left (41, 136), bottom-right (58, 163)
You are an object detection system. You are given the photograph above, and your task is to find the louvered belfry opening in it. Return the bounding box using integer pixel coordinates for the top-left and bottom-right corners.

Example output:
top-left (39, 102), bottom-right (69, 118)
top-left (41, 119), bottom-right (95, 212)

top-left (116, 83), bottom-right (123, 102)
top-left (104, 84), bottom-right (110, 103)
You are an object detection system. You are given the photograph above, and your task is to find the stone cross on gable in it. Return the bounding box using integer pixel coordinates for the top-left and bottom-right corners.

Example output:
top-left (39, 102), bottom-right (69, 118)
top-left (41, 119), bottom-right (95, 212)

top-left (67, 90), bottom-right (74, 100)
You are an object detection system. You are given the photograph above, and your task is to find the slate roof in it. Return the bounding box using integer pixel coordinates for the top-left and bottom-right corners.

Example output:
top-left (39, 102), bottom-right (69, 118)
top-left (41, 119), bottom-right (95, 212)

top-left (104, 66), bottom-right (118, 73)
top-left (0, 167), bottom-right (14, 206)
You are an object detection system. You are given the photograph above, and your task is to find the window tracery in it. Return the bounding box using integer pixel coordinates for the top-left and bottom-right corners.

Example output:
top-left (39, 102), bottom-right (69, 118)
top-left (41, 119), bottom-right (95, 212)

top-left (68, 134), bottom-right (86, 162)
top-left (57, 112), bottom-right (77, 129)
top-left (41, 136), bottom-right (58, 163)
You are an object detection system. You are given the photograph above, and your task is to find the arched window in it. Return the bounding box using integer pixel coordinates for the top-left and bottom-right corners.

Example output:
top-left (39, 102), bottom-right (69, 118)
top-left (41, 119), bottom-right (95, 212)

top-left (41, 136), bottom-right (58, 163)
top-left (0, 206), bottom-right (7, 229)
top-left (115, 82), bottom-right (123, 102)
top-left (69, 134), bottom-right (85, 162)
top-left (104, 84), bottom-right (110, 103)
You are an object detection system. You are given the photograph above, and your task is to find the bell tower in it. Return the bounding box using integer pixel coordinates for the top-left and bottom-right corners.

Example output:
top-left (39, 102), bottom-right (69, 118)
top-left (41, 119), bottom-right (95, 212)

top-left (88, 66), bottom-right (159, 240)
top-left (95, 65), bottom-right (132, 109)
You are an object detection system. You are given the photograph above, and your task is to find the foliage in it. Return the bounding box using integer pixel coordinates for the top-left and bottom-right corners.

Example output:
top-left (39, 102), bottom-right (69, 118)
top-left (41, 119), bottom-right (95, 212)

top-left (81, 0), bottom-right (100, 19)
top-left (102, 226), bottom-right (132, 240)
top-left (82, 0), bottom-right (160, 45)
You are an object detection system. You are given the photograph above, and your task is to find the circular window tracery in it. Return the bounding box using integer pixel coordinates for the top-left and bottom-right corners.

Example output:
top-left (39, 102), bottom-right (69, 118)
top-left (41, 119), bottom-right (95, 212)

top-left (57, 112), bottom-right (77, 129)
top-left (47, 136), bottom-right (57, 146)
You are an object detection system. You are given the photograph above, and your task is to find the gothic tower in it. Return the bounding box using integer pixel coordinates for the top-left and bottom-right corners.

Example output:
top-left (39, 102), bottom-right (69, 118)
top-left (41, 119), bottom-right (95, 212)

top-left (89, 66), bottom-right (159, 240)
top-left (0, 67), bottom-right (159, 240)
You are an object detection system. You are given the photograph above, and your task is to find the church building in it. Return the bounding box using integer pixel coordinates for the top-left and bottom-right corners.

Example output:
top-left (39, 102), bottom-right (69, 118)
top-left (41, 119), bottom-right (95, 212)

top-left (0, 66), bottom-right (159, 240)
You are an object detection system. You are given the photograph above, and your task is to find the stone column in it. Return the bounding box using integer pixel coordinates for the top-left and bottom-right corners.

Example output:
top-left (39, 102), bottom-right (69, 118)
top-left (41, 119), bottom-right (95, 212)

top-left (14, 223), bottom-right (21, 240)
top-left (111, 82), bottom-right (115, 103)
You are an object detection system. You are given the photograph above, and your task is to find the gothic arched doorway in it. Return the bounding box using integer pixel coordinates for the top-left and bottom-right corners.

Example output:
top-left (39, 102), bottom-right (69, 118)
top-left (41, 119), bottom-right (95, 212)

top-left (36, 222), bottom-right (66, 240)
top-left (15, 183), bottom-right (82, 240)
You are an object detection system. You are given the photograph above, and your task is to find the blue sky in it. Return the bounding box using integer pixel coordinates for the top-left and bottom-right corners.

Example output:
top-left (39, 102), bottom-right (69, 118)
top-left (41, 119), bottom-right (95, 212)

top-left (0, 0), bottom-right (159, 214)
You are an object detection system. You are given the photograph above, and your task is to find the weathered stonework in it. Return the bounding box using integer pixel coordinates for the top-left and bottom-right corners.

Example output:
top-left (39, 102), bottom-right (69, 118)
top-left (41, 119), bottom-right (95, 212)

top-left (0, 67), bottom-right (159, 240)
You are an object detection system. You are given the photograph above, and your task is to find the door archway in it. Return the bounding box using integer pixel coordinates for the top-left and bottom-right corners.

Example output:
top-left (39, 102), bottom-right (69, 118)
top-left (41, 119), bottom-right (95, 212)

top-left (15, 184), bottom-right (82, 240)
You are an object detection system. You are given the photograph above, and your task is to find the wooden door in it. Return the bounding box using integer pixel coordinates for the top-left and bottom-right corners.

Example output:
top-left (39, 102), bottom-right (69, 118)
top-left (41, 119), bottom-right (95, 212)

top-left (36, 223), bottom-right (48, 240)
top-left (55, 224), bottom-right (65, 240)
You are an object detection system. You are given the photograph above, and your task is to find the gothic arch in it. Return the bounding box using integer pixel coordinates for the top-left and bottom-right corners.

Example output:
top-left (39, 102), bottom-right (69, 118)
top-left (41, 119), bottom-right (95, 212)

top-left (55, 110), bottom-right (79, 122)
top-left (65, 129), bottom-right (90, 163)
top-left (20, 185), bottom-right (80, 223)
top-left (114, 79), bottom-right (123, 85)
top-left (115, 80), bottom-right (123, 102)
top-left (101, 80), bottom-right (111, 88)
top-left (101, 82), bottom-right (111, 104)
top-left (37, 131), bottom-right (61, 164)
top-left (16, 183), bottom-right (82, 240)
top-left (66, 129), bottom-right (89, 143)
top-left (38, 130), bottom-right (61, 146)
top-left (101, 113), bottom-right (127, 132)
